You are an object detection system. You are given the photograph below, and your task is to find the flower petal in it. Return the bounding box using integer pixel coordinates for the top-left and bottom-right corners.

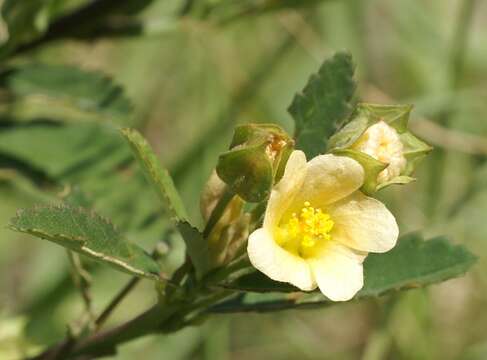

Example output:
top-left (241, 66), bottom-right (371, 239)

top-left (308, 242), bottom-right (365, 301)
top-left (291, 154), bottom-right (364, 211)
top-left (329, 192), bottom-right (399, 253)
top-left (264, 150), bottom-right (307, 228)
top-left (248, 228), bottom-right (316, 291)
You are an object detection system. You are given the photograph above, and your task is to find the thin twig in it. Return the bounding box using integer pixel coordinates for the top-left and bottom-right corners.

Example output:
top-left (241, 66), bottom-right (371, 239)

top-left (94, 277), bottom-right (140, 331)
top-left (66, 251), bottom-right (95, 325)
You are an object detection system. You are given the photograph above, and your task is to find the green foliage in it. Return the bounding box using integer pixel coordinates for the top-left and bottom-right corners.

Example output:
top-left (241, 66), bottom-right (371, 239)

top-left (0, 123), bottom-right (128, 179)
top-left (216, 233), bottom-right (476, 311)
top-left (0, 63), bottom-right (132, 123)
top-left (121, 128), bottom-right (188, 221)
top-left (0, 0), bottom-right (60, 55)
top-left (289, 52), bottom-right (356, 158)
top-left (0, 3), bottom-right (481, 357)
top-left (9, 204), bottom-right (161, 279)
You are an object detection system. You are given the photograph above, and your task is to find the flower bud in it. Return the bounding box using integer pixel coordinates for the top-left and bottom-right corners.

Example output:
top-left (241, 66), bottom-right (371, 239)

top-left (216, 123), bottom-right (294, 202)
top-left (200, 170), bottom-right (249, 267)
top-left (328, 103), bottom-right (432, 193)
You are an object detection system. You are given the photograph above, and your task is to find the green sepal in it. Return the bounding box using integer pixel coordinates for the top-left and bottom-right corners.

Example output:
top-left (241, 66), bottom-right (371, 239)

top-left (230, 123), bottom-right (291, 148)
top-left (376, 176), bottom-right (416, 191)
top-left (216, 123), bottom-right (294, 203)
top-left (332, 148), bottom-right (387, 195)
top-left (329, 102), bottom-right (432, 192)
top-left (216, 143), bottom-right (273, 203)
top-left (328, 103), bottom-right (413, 151)
top-left (400, 132), bottom-right (433, 176)
top-left (273, 142), bottom-right (293, 183)
top-left (327, 113), bottom-right (369, 151)
top-left (358, 103), bottom-right (413, 133)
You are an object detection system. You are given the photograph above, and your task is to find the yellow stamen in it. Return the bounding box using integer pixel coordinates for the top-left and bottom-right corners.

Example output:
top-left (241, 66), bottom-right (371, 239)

top-left (278, 201), bottom-right (334, 257)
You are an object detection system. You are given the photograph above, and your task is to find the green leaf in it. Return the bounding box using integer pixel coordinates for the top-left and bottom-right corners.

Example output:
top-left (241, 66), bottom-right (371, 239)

top-left (0, 63), bottom-right (133, 123)
top-left (0, 123), bottom-right (129, 179)
top-left (9, 205), bottom-right (161, 279)
top-left (217, 233), bottom-right (476, 312)
top-left (359, 233), bottom-right (476, 297)
top-left (289, 52), bottom-right (356, 158)
top-left (121, 128), bottom-right (188, 221)
top-left (0, 0), bottom-right (59, 55)
top-left (176, 221), bottom-right (211, 279)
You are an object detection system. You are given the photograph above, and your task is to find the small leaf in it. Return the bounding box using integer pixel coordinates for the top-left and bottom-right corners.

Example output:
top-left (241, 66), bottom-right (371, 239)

top-left (176, 221), bottom-right (211, 279)
top-left (9, 205), bottom-right (161, 279)
top-left (0, 63), bottom-right (133, 123)
top-left (289, 52), bottom-right (356, 158)
top-left (359, 232), bottom-right (476, 297)
top-left (121, 128), bottom-right (188, 221)
top-left (217, 233), bottom-right (476, 312)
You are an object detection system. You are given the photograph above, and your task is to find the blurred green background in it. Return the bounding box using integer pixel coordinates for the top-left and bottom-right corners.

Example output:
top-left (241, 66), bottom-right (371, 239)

top-left (0, 0), bottom-right (486, 359)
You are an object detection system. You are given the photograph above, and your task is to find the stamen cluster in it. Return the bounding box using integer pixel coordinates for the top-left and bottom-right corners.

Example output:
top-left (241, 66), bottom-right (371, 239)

top-left (279, 201), bottom-right (334, 256)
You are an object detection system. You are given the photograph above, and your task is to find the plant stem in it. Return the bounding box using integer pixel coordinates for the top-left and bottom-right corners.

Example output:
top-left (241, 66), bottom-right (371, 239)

top-left (94, 277), bottom-right (140, 331)
top-left (66, 251), bottom-right (94, 324)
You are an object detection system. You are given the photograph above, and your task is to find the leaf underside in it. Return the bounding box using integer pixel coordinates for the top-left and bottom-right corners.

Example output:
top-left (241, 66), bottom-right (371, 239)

top-left (9, 205), bottom-right (161, 279)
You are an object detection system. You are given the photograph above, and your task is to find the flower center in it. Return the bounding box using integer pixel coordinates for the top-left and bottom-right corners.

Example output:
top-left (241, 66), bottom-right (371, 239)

top-left (277, 201), bottom-right (334, 258)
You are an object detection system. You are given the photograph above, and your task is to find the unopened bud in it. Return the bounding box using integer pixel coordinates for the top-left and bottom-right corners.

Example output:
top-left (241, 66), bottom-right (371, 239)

top-left (329, 103), bottom-right (432, 193)
top-left (216, 123), bottom-right (294, 202)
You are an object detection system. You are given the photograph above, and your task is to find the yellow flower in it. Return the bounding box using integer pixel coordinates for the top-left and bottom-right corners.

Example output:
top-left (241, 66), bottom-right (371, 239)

top-left (247, 150), bottom-right (398, 301)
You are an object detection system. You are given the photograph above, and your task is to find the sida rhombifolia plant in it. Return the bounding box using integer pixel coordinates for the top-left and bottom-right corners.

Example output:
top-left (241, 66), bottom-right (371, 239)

top-left (9, 52), bottom-right (476, 359)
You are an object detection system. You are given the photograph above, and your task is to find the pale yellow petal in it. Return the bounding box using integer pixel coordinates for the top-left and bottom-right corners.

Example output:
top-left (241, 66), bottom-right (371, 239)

top-left (248, 228), bottom-right (316, 291)
top-left (290, 154), bottom-right (364, 211)
top-left (264, 150), bottom-right (307, 228)
top-left (308, 242), bottom-right (365, 301)
top-left (329, 192), bottom-right (398, 253)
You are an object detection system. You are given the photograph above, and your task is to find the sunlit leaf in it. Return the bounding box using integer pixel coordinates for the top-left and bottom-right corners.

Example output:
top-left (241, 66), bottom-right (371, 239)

top-left (0, 63), bottom-right (132, 123)
top-left (121, 128), bottom-right (188, 221)
top-left (9, 204), bottom-right (161, 279)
